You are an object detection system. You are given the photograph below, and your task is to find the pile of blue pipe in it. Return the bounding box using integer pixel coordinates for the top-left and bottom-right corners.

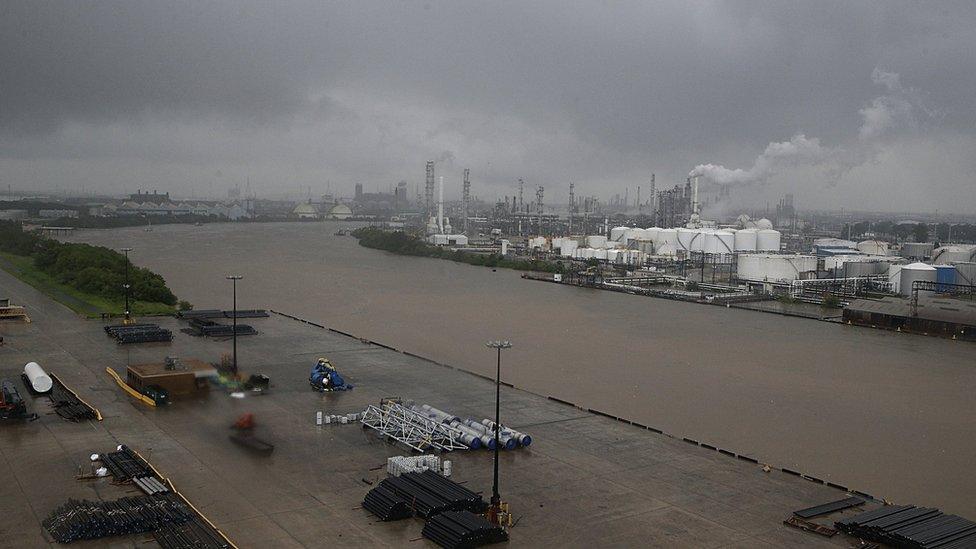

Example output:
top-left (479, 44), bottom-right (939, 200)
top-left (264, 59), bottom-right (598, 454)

top-left (407, 402), bottom-right (532, 451)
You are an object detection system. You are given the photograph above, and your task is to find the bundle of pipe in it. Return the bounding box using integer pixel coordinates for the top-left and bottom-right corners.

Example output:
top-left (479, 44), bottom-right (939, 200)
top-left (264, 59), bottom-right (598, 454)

top-left (23, 361), bottom-right (53, 393)
top-left (480, 419), bottom-right (532, 448)
top-left (409, 404), bottom-right (492, 450)
top-left (463, 419), bottom-right (517, 450)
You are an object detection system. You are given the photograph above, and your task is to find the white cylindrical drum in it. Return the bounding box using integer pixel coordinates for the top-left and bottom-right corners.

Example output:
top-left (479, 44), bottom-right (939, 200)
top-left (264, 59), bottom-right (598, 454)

top-left (24, 361), bottom-right (53, 393)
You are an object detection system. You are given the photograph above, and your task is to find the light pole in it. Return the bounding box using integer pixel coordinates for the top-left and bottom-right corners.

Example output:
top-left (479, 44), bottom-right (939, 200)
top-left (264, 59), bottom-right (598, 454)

top-left (485, 340), bottom-right (512, 515)
top-left (121, 247), bottom-right (133, 323)
top-left (226, 275), bottom-right (243, 375)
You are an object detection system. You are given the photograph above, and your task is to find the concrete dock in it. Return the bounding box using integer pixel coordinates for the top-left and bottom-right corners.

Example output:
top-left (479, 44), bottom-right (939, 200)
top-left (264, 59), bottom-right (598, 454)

top-left (0, 267), bottom-right (869, 548)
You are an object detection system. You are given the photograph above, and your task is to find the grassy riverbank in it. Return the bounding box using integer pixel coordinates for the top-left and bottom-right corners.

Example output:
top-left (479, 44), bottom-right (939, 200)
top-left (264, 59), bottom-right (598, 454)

top-left (352, 227), bottom-right (564, 273)
top-left (0, 220), bottom-right (184, 317)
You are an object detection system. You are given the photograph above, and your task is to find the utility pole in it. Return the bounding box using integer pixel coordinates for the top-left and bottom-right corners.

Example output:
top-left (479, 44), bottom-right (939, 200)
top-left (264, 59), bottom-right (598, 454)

top-left (121, 248), bottom-right (133, 324)
top-left (485, 340), bottom-right (512, 522)
top-left (226, 275), bottom-right (243, 375)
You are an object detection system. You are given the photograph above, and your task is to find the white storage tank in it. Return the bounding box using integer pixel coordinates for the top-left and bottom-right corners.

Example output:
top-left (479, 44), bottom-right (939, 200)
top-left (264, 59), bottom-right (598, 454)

top-left (899, 262), bottom-right (937, 296)
top-left (755, 218), bottom-right (774, 230)
top-left (710, 231), bottom-right (735, 254)
top-left (954, 262), bottom-right (976, 286)
top-left (857, 240), bottom-right (889, 256)
top-left (655, 228), bottom-right (678, 247)
top-left (676, 228), bottom-right (701, 252)
top-left (655, 242), bottom-right (678, 256)
top-left (593, 249), bottom-right (608, 261)
top-left (24, 361), bottom-right (53, 393)
top-left (643, 227), bottom-right (662, 243)
top-left (900, 242), bottom-right (934, 260)
top-left (606, 249), bottom-right (621, 263)
top-left (931, 245), bottom-right (976, 265)
top-left (560, 239), bottom-right (578, 257)
top-left (756, 229), bottom-right (781, 252)
top-left (887, 264), bottom-right (903, 294)
top-left (734, 228), bottom-right (758, 252)
top-left (737, 254), bottom-right (818, 282)
top-left (586, 235), bottom-right (607, 248)
top-left (609, 227), bottom-right (629, 242)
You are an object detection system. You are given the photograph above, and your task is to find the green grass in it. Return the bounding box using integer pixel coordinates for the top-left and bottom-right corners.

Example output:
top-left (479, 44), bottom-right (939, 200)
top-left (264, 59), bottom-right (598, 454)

top-left (0, 252), bottom-right (176, 317)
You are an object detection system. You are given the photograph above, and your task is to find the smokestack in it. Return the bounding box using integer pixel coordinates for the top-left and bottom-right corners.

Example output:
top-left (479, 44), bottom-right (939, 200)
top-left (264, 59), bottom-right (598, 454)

top-left (693, 176), bottom-right (700, 215)
top-left (438, 176), bottom-right (444, 233)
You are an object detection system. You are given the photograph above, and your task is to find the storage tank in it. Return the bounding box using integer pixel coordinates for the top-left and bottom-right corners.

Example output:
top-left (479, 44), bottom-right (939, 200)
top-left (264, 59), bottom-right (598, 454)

top-left (734, 229), bottom-right (758, 252)
top-left (656, 228), bottom-right (678, 248)
top-left (710, 231), bottom-right (735, 254)
top-left (560, 240), bottom-right (578, 257)
top-left (899, 262), bottom-right (937, 296)
top-left (606, 249), bottom-right (620, 263)
top-left (755, 218), bottom-right (773, 230)
top-left (655, 242), bottom-right (678, 256)
top-left (857, 240), bottom-right (889, 256)
top-left (586, 235), bottom-right (607, 248)
top-left (756, 229), bottom-right (781, 252)
top-left (935, 265), bottom-right (957, 292)
top-left (931, 245), bottom-right (976, 265)
top-left (900, 242), bottom-right (934, 260)
top-left (609, 227), bottom-right (629, 242)
top-left (887, 264), bottom-right (903, 294)
top-left (954, 262), bottom-right (976, 286)
top-left (24, 362), bottom-right (53, 393)
top-left (593, 248), bottom-right (608, 261)
top-left (643, 227), bottom-right (662, 243)
top-left (736, 254), bottom-right (818, 282)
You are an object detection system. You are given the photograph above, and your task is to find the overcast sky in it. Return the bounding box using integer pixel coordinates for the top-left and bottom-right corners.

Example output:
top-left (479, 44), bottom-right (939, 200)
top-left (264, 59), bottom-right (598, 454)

top-left (2, 1), bottom-right (976, 213)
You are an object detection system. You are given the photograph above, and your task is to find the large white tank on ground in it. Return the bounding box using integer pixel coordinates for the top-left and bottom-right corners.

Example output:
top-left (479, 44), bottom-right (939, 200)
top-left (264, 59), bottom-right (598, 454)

top-left (559, 239), bottom-right (578, 257)
top-left (931, 245), bottom-right (976, 264)
top-left (756, 229), bottom-right (781, 252)
top-left (24, 361), bottom-right (53, 393)
top-left (593, 248), bottom-right (608, 260)
top-left (655, 228), bottom-right (678, 248)
top-left (857, 240), bottom-right (889, 256)
top-left (609, 227), bottom-right (629, 242)
top-left (954, 262), bottom-right (976, 286)
top-left (586, 235), bottom-right (608, 248)
top-left (899, 262), bottom-right (937, 296)
top-left (677, 228), bottom-right (701, 252)
top-left (606, 249), bottom-right (621, 263)
top-left (737, 254), bottom-right (818, 282)
top-left (708, 231), bottom-right (735, 254)
top-left (887, 264), bottom-right (903, 294)
top-left (643, 227), bottom-right (662, 243)
top-left (655, 242), bottom-right (678, 256)
top-left (528, 236), bottom-right (548, 250)
top-left (755, 218), bottom-right (774, 230)
top-left (734, 229), bottom-right (758, 252)
top-left (900, 242), bottom-right (934, 260)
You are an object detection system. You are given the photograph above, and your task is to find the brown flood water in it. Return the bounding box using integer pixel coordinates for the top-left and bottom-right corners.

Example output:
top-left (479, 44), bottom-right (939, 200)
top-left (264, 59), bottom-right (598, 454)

top-left (70, 222), bottom-right (976, 516)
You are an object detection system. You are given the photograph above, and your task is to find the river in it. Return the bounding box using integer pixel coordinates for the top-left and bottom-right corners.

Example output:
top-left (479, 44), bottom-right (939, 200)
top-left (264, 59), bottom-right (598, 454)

top-left (68, 222), bottom-right (976, 516)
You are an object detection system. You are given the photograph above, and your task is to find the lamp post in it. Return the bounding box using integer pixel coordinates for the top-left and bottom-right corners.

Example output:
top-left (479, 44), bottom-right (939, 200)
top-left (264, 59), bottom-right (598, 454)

top-left (485, 340), bottom-right (512, 514)
top-left (120, 247), bottom-right (133, 323)
top-left (226, 275), bottom-right (243, 375)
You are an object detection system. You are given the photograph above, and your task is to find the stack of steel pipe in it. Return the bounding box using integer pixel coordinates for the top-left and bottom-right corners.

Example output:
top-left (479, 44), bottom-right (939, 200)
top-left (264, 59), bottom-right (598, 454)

top-left (105, 324), bottom-right (173, 344)
top-left (421, 510), bottom-right (508, 549)
top-left (222, 309), bottom-right (268, 318)
top-left (835, 505), bottom-right (976, 548)
top-left (362, 483), bottom-right (414, 521)
top-left (100, 445), bottom-right (154, 482)
top-left (154, 516), bottom-right (231, 548)
top-left (133, 476), bottom-right (170, 496)
top-left (43, 495), bottom-right (192, 543)
top-left (410, 404), bottom-right (493, 450)
top-left (479, 419), bottom-right (532, 448)
top-left (48, 377), bottom-right (98, 422)
top-left (368, 470), bottom-right (486, 519)
top-left (462, 419), bottom-right (516, 451)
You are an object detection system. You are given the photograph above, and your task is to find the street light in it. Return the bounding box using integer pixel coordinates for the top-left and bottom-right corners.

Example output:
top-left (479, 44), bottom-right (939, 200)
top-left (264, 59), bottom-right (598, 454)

top-left (485, 339), bottom-right (512, 516)
top-left (226, 275), bottom-right (243, 375)
top-left (120, 247), bottom-right (133, 323)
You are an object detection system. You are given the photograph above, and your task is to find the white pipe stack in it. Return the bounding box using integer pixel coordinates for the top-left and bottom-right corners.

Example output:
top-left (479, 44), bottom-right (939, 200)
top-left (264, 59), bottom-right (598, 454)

top-left (24, 361), bottom-right (52, 393)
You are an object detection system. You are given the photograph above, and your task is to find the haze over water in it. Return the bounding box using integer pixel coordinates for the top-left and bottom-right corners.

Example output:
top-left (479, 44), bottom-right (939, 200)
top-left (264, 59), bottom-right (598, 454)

top-left (71, 222), bottom-right (976, 516)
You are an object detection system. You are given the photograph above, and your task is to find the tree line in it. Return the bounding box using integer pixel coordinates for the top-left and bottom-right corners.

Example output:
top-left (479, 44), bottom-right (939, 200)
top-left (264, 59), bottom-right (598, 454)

top-left (0, 220), bottom-right (178, 306)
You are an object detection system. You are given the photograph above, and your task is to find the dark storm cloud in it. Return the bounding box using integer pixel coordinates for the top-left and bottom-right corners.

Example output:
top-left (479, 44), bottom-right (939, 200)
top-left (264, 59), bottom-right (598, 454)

top-left (2, 1), bottom-right (976, 212)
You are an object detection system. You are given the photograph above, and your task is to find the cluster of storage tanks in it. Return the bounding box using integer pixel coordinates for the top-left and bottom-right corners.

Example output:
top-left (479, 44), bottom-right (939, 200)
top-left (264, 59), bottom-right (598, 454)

top-left (602, 226), bottom-right (782, 256)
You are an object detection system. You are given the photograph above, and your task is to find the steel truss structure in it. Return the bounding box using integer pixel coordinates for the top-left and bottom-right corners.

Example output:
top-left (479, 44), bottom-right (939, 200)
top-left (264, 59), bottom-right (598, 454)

top-left (361, 402), bottom-right (469, 452)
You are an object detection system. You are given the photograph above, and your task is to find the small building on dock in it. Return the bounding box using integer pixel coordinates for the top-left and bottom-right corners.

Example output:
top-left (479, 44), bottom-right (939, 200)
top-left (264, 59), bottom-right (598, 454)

top-left (843, 296), bottom-right (976, 341)
top-left (126, 358), bottom-right (218, 400)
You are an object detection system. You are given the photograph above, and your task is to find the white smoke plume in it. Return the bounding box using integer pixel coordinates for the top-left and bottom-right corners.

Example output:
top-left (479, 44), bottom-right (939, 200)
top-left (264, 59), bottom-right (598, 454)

top-left (691, 68), bottom-right (935, 186)
top-left (689, 134), bottom-right (826, 184)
